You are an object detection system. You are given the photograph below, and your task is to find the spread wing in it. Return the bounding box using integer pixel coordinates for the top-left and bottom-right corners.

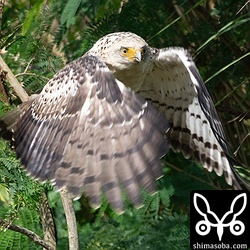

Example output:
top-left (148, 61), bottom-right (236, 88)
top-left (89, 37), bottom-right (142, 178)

top-left (14, 55), bottom-right (169, 212)
top-left (138, 47), bottom-right (242, 188)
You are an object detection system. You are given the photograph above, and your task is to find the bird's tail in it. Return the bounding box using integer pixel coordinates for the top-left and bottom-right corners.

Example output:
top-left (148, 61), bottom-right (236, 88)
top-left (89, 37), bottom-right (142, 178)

top-left (0, 106), bottom-right (22, 140)
top-left (0, 97), bottom-right (35, 140)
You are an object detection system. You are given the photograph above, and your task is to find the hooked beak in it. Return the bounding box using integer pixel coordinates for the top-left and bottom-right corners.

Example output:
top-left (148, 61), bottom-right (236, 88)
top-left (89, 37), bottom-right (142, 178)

top-left (134, 50), bottom-right (142, 62)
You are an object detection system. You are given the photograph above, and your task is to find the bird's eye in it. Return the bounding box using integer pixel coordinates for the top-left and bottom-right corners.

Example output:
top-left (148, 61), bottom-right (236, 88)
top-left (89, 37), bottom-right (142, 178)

top-left (122, 48), bottom-right (128, 54)
top-left (142, 47), bottom-right (147, 54)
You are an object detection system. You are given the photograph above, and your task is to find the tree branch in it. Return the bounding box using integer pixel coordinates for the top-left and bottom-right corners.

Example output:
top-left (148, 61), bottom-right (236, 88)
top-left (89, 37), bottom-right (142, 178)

top-left (60, 189), bottom-right (79, 250)
top-left (39, 191), bottom-right (57, 250)
top-left (0, 219), bottom-right (53, 250)
top-left (0, 55), bottom-right (29, 102)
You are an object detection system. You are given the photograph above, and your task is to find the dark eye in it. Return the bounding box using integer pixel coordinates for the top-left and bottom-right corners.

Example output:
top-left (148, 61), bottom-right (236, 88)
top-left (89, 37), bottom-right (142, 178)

top-left (122, 48), bottom-right (128, 54)
top-left (142, 47), bottom-right (147, 54)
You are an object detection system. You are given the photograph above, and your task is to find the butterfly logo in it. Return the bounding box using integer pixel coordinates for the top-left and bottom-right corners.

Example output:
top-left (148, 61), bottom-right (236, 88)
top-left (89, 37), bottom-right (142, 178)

top-left (193, 193), bottom-right (247, 241)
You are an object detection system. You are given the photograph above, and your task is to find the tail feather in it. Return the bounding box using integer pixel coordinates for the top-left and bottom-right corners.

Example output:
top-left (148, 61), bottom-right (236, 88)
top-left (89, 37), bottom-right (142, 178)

top-left (0, 97), bottom-right (37, 140)
top-left (0, 106), bottom-right (22, 140)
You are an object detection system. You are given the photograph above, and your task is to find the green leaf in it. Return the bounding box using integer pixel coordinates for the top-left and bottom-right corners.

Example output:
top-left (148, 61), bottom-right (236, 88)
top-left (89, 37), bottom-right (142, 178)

top-left (21, 1), bottom-right (45, 35)
top-left (0, 208), bottom-right (42, 250)
top-left (61, 0), bottom-right (82, 28)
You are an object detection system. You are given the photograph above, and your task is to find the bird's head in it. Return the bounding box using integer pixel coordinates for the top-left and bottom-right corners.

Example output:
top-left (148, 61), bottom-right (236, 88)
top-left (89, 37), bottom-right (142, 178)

top-left (87, 32), bottom-right (152, 90)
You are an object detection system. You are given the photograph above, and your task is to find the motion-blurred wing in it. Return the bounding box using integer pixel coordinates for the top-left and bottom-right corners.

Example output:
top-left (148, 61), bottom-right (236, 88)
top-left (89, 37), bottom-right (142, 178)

top-left (138, 47), bottom-right (241, 188)
top-left (14, 55), bottom-right (169, 212)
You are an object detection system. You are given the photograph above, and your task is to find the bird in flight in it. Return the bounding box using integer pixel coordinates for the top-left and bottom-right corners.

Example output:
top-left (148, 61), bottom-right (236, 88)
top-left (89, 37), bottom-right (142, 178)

top-left (1, 32), bottom-right (247, 212)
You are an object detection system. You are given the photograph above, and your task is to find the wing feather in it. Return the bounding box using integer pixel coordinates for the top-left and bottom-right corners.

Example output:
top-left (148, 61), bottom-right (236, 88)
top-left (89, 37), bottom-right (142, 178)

top-left (138, 47), bottom-right (242, 188)
top-left (14, 55), bottom-right (169, 212)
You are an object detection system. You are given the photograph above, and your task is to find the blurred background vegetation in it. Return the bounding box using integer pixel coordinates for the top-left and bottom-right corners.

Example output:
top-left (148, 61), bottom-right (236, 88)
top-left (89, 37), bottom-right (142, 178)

top-left (0, 0), bottom-right (249, 249)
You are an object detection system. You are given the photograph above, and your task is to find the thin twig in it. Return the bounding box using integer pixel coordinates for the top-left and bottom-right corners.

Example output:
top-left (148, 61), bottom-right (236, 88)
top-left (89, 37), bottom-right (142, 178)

top-left (234, 132), bottom-right (250, 157)
top-left (23, 57), bottom-right (35, 74)
top-left (163, 160), bottom-right (221, 190)
top-left (236, 0), bottom-right (250, 15)
top-left (15, 72), bottom-right (50, 82)
top-left (15, 72), bottom-right (37, 77)
top-left (0, 219), bottom-right (53, 250)
top-left (217, 106), bottom-right (250, 120)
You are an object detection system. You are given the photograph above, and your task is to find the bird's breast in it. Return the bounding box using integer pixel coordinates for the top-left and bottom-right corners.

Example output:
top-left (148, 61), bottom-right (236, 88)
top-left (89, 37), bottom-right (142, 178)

top-left (111, 62), bottom-right (150, 91)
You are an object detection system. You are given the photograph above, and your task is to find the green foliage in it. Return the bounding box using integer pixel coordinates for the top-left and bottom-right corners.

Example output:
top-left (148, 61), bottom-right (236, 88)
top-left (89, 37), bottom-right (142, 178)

top-left (79, 212), bottom-right (189, 249)
top-left (0, 0), bottom-right (249, 249)
top-left (0, 207), bottom-right (42, 250)
top-left (0, 140), bottom-right (44, 213)
top-left (47, 184), bottom-right (188, 249)
top-left (0, 139), bottom-right (45, 249)
top-left (22, 0), bottom-right (45, 35)
top-left (61, 0), bottom-right (82, 28)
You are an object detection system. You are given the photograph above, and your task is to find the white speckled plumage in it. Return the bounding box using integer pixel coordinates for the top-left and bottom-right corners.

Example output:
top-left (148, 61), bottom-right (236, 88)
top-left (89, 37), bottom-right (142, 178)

top-left (88, 32), bottom-right (243, 188)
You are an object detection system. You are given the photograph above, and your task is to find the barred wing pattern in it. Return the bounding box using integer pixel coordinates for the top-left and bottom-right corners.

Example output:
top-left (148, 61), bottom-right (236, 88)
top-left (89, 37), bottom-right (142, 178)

top-left (14, 55), bottom-right (169, 212)
top-left (138, 47), bottom-right (241, 188)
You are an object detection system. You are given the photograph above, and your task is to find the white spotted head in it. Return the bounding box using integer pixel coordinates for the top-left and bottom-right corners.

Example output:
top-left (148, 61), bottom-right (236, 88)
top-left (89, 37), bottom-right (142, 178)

top-left (87, 32), bottom-right (152, 90)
